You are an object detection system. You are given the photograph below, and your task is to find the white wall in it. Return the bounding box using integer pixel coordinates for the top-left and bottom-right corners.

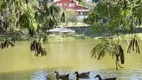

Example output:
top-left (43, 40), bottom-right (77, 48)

top-left (53, 0), bottom-right (60, 2)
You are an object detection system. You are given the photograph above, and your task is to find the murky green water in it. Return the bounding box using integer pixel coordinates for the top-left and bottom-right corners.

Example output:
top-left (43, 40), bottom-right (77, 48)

top-left (0, 40), bottom-right (142, 80)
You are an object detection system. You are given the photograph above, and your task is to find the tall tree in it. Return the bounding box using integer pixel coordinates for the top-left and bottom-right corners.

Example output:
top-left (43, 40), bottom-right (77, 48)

top-left (0, 0), bottom-right (60, 36)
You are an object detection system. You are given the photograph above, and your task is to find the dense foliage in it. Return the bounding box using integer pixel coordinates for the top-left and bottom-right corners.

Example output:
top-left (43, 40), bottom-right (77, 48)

top-left (76, 0), bottom-right (89, 7)
top-left (87, 0), bottom-right (142, 70)
top-left (0, 0), bottom-right (61, 57)
top-left (0, 0), bottom-right (60, 35)
top-left (86, 0), bottom-right (142, 35)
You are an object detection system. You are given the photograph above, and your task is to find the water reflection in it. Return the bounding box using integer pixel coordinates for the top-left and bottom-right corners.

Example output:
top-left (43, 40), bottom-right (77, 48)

top-left (29, 70), bottom-right (118, 80)
top-left (31, 70), bottom-right (48, 80)
top-left (0, 69), bottom-right (141, 80)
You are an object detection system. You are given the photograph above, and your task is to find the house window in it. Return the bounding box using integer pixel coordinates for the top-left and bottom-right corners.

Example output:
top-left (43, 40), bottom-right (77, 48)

top-left (57, 3), bottom-right (62, 7)
top-left (80, 12), bottom-right (85, 15)
top-left (64, 3), bottom-right (67, 6)
top-left (69, 3), bottom-right (74, 7)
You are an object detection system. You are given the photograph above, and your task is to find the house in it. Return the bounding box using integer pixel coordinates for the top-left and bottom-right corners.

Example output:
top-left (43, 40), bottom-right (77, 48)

top-left (53, 0), bottom-right (90, 19)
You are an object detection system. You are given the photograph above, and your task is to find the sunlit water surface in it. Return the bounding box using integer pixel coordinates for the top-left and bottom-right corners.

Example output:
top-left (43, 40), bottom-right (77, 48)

top-left (0, 40), bottom-right (142, 80)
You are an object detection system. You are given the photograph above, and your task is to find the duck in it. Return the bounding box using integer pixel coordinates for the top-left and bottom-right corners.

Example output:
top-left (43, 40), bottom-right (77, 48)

top-left (54, 71), bottom-right (69, 80)
top-left (74, 71), bottom-right (90, 78)
top-left (95, 75), bottom-right (117, 80)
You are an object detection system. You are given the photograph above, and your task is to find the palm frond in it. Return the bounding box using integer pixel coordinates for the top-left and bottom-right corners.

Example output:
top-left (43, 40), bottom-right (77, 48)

top-left (91, 43), bottom-right (103, 58)
top-left (97, 46), bottom-right (107, 60)
top-left (91, 42), bottom-right (110, 60)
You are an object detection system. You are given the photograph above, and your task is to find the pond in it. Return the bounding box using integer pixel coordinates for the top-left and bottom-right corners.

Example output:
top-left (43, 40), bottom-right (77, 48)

top-left (0, 40), bottom-right (142, 80)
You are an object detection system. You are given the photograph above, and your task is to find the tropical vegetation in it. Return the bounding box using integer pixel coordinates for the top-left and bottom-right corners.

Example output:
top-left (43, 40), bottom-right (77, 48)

top-left (86, 0), bottom-right (142, 70)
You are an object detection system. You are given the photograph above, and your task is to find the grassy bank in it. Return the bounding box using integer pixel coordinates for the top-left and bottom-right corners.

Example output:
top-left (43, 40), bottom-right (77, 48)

top-left (1, 33), bottom-right (142, 42)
